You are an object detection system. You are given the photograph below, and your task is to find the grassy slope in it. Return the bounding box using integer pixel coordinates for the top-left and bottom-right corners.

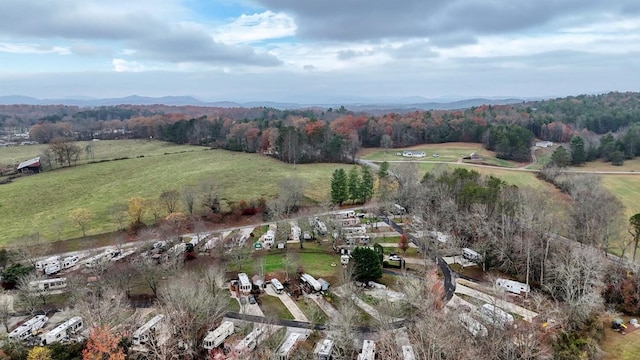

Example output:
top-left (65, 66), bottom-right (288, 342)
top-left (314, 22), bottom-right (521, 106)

top-left (0, 146), bottom-right (349, 243)
top-left (0, 139), bottom-right (198, 166)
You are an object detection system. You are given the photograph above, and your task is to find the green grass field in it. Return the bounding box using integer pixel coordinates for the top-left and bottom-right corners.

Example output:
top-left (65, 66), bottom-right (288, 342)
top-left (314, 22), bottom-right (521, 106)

top-left (0, 139), bottom-right (198, 167)
top-left (0, 142), bottom-right (349, 243)
top-left (262, 244), bottom-right (339, 278)
top-left (259, 295), bottom-right (294, 320)
top-left (360, 143), bottom-right (521, 168)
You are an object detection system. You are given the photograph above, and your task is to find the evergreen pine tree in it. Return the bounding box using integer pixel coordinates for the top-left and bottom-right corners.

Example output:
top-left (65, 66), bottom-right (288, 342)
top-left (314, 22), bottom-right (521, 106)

top-left (331, 169), bottom-right (349, 205)
top-left (359, 166), bottom-right (374, 203)
top-left (347, 166), bottom-right (361, 204)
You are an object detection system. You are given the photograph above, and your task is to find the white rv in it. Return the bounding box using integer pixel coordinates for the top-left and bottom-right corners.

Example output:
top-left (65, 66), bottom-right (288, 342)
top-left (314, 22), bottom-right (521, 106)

top-left (29, 278), bottom-right (67, 291)
top-left (203, 321), bottom-right (234, 350)
top-left (300, 273), bottom-right (322, 292)
top-left (480, 304), bottom-right (514, 328)
top-left (43, 316), bottom-right (83, 345)
top-left (44, 263), bottom-right (61, 276)
top-left (314, 218), bottom-right (327, 235)
top-left (462, 248), bottom-right (482, 262)
top-left (357, 340), bottom-right (376, 360)
top-left (496, 278), bottom-right (530, 295)
top-left (314, 339), bottom-right (334, 360)
top-left (8, 315), bottom-right (48, 341)
top-left (271, 278), bottom-right (284, 294)
top-left (238, 273), bottom-right (252, 294)
top-left (36, 257), bottom-right (60, 271)
top-left (133, 314), bottom-right (165, 346)
top-left (277, 332), bottom-right (303, 360)
top-left (233, 326), bottom-right (265, 355)
top-left (61, 255), bottom-right (80, 269)
top-left (335, 210), bottom-right (356, 219)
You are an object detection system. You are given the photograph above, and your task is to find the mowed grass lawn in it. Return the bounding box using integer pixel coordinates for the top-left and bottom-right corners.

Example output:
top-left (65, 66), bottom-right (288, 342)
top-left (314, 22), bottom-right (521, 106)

top-left (0, 146), bottom-right (349, 243)
top-left (360, 143), bottom-right (521, 168)
top-left (601, 175), bottom-right (640, 219)
top-left (262, 244), bottom-right (339, 279)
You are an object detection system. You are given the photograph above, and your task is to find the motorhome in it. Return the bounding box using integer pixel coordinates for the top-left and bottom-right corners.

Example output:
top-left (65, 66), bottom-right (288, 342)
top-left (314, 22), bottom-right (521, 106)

top-left (83, 251), bottom-right (113, 268)
top-left (496, 278), bottom-right (530, 295)
top-left (314, 339), bottom-right (334, 360)
top-left (357, 340), bottom-right (376, 360)
top-left (43, 317), bottom-right (83, 345)
top-left (277, 332), bottom-right (303, 360)
top-left (462, 248), bottom-right (482, 262)
top-left (8, 315), bottom-right (48, 341)
top-left (36, 257), bottom-right (60, 271)
top-left (238, 273), bottom-right (252, 294)
top-left (263, 230), bottom-right (276, 246)
top-left (335, 210), bottom-right (356, 219)
top-left (480, 304), bottom-right (514, 328)
top-left (29, 278), bottom-right (67, 291)
top-left (61, 255), bottom-right (79, 269)
top-left (203, 321), bottom-right (234, 350)
top-left (344, 234), bottom-right (371, 245)
top-left (290, 223), bottom-right (301, 242)
top-left (233, 326), bottom-right (265, 355)
top-left (133, 314), bottom-right (165, 346)
top-left (300, 273), bottom-right (322, 292)
top-left (271, 278), bottom-right (284, 294)
top-left (44, 262), bottom-right (61, 276)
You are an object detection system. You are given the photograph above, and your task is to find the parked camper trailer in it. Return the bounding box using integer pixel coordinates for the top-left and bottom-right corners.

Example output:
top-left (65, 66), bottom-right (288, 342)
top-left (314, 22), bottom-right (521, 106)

top-left (314, 339), bottom-right (334, 360)
top-left (111, 249), bottom-right (135, 262)
top-left (36, 257), bottom-right (60, 271)
top-left (271, 278), bottom-right (284, 294)
top-left (277, 332), bottom-right (303, 360)
top-left (133, 314), bottom-right (165, 346)
top-left (29, 278), bottom-right (67, 291)
top-left (61, 255), bottom-right (79, 269)
top-left (342, 226), bottom-right (366, 236)
top-left (44, 263), bottom-right (61, 276)
top-left (8, 315), bottom-right (48, 341)
top-left (458, 313), bottom-right (488, 337)
top-left (393, 204), bottom-right (406, 215)
top-left (233, 326), bottom-right (265, 355)
top-left (290, 224), bottom-right (301, 242)
top-left (83, 251), bottom-right (114, 268)
top-left (203, 321), bottom-right (234, 350)
top-left (335, 210), bottom-right (356, 219)
top-left (480, 304), bottom-right (514, 328)
top-left (462, 248), bottom-right (482, 262)
top-left (43, 317), bottom-right (83, 345)
top-left (238, 273), bottom-right (252, 294)
top-left (300, 273), bottom-right (322, 292)
top-left (357, 340), bottom-right (376, 360)
top-left (313, 218), bottom-right (327, 235)
top-left (402, 345), bottom-right (416, 360)
top-left (496, 278), bottom-right (530, 295)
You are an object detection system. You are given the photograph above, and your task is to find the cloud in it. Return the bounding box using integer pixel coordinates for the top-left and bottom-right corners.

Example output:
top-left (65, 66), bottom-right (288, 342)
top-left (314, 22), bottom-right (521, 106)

top-left (0, 42), bottom-right (70, 55)
top-left (112, 59), bottom-right (145, 72)
top-left (0, 0), bottom-right (282, 66)
top-left (214, 11), bottom-right (297, 44)
top-left (255, 0), bottom-right (640, 44)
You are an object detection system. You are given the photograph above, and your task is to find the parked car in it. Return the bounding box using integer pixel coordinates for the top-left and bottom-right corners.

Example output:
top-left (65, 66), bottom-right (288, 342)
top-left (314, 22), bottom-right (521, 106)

top-left (389, 253), bottom-right (401, 261)
top-left (303, 232), bottom-right (313, 241)
top-left (248, 295), bottom-right (256, 305)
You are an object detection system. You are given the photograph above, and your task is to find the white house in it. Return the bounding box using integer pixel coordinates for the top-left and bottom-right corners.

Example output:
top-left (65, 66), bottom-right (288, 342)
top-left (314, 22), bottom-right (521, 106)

top-left (535, 141), bottom-right (553, 148)
top-left (402, 151), bottom-right (426, 158)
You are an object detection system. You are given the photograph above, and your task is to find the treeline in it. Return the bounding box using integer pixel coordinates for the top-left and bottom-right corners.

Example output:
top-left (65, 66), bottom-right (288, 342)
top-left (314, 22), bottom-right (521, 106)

top-left (7, 91), bottom-right (640, 165)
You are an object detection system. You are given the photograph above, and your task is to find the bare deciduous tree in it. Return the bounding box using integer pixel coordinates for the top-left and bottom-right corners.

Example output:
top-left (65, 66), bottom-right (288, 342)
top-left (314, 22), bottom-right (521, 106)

top-left (160, 189), bottom-right (181, 214)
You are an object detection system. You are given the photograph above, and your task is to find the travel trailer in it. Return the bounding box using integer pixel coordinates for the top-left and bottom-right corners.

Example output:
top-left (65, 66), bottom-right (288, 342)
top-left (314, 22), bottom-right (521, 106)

top-left (43, 317), bottom-right (83, 345)
top-left (8, 315), bottom-right (48, 341)
top-left (203, 321), bottom-right (234, 350)
top-left (133, 314), bottom-right (165, 346)
top-left (496, 278), bottom-right (530, 295)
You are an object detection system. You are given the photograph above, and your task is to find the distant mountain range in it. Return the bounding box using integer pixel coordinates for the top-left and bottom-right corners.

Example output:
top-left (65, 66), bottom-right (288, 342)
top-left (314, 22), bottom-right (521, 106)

top-left (0, 94), bottom-right (525, 112)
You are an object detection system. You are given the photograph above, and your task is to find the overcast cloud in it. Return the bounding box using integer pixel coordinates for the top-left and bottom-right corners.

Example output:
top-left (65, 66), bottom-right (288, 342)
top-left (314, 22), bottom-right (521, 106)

top-left (0, 0), bottom-right (639, 102)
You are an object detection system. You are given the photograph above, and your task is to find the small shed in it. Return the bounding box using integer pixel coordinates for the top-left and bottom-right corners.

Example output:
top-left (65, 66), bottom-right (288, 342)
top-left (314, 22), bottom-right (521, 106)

top-left (469, 152), bottom-right (483, 161)
top-left (17, 157), bottom-right (41, 173)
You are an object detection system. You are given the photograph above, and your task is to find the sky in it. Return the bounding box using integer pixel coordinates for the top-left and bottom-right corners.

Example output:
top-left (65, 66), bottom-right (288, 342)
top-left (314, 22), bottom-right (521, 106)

top-left (1, 0), bottom-right (640, 103)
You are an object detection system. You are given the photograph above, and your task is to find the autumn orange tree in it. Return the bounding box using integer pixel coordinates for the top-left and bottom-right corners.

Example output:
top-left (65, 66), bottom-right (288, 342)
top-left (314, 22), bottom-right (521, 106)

top-left (69, 208), bottom-right (93, 237)
top-left (127, 196), bottom-right (147, 226)
top-left (82, 325), bottom-right (125, 360)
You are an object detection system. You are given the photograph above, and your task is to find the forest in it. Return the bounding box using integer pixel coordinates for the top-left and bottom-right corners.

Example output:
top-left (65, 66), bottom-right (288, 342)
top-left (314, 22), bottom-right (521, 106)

top-left (3, 91), bottom-right (640, 165)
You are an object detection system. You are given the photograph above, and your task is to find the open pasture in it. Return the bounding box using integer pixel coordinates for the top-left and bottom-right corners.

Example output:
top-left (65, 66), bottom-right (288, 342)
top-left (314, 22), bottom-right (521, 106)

top-left (0, 143), bottom-right (348, 243)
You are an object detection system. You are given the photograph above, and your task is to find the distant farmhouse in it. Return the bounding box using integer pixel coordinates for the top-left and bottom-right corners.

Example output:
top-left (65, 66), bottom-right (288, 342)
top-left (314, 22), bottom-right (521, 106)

top-left (535, 141), bottom-right (553, 148)
top-left (17, 157), bottom-right (41, 174)
top-left (468, 152), bottom-right (483, 161)
top-left (400, 150), bottom-right (426, 158)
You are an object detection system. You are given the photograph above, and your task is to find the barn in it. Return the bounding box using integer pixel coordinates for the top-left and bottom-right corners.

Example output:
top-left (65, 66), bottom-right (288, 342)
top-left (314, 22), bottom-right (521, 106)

top-left (17, 157), bottom-right (41, 173)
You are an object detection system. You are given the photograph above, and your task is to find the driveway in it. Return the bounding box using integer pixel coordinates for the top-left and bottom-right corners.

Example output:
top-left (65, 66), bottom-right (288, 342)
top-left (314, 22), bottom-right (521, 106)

top-left (306, 293), bottom-right (341, 319)
top-left (454, 282), bottom-right (538, 322)
top-left (264, 286), bottom-right (308, 322)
